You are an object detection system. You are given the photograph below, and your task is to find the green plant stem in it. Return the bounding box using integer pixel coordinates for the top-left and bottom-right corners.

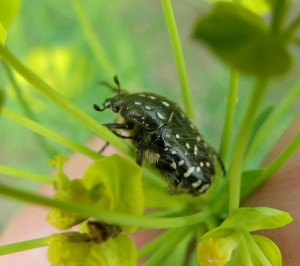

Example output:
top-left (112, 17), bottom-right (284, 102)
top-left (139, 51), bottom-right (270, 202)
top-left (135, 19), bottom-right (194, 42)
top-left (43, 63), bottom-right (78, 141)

top-left (242, 133), bottom-right (300, 199)
top-left (239, 235), bottom-right (253, 266)
top-left (285, 13), bottom-right (300, 38)
top-left (219, 68), bottom-right (239, 165)
top-left (0, 44), bottom-right (162, 190)
top-left (2, 107), bottom-right (102, 160)
top-left (0, 238), bottom-right (47, 256)
top-left (245, 79), bottom-right (300, 163)
top-left (0, 43), bottom-right (131, 157)
top-left (228, 79), bottom-right (268, 213)
top-left (1, 61), bottom-right (56, 157)
top-left (242, 230), bottom-right (272, 266)
top-left (138, 229), bottom-right (175, 259)
top-left (271, 0), bottom-right (289, 34)
top-left (0, 165), bottom-right (53, 184)
top-left (0, 182), bottom-right (210, 229)
top-left (71, 0), bottom-right (116, 78)
top-left (161, 0), bottom-right (194, 121)
top-left (143, 227), bottom-right (191, 266)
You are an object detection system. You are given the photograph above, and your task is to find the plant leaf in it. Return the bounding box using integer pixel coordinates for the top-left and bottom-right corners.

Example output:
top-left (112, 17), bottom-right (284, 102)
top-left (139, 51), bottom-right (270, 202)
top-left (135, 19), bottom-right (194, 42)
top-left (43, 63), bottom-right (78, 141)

top-left (250, 235), bottom-right (282, 266)
top-left (192, 2), bottom-right (291, 77)
top-left (0, 0), bottom-right (21, 29)
top-left (221, 207), bottom-right (293, 231)
top-left (47, 232), bottom-right (137, 266)
top-left (205, 0), bottom-right (271, 14)
top-left (81, 154), bottom-right (144, 233)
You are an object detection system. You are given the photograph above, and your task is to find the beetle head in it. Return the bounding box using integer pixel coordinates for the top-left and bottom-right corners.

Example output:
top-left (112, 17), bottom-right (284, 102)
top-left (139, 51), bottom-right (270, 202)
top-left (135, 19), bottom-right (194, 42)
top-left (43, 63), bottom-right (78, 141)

top-left (93, 75), bottom-right (128, 113)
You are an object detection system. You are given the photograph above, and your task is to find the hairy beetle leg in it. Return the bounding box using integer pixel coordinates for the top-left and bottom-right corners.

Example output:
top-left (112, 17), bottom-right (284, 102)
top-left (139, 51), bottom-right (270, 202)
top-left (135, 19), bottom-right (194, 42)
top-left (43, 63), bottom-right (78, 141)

top-left (104, 122), bottom-right (139, 140)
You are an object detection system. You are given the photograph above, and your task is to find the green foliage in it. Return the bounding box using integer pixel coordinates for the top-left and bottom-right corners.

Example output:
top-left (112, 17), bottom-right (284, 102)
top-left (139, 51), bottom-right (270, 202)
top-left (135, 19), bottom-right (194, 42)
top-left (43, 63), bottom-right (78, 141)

top-left (47, 231), bottom-right (137, 266)
top-left (197, 207), bottom-right (292, 265)
top-left (192, 2), bottom-right (291, 77)
top-left (1, 0), bottom-right (300, 265)
top-left (46, 154), bottom-right (143, 233)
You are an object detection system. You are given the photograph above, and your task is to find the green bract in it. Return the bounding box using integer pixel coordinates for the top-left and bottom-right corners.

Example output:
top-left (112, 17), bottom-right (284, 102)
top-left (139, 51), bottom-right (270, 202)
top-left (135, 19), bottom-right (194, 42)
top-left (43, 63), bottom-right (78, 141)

top-left (197, 207), bottom-right (293, 265)
top-left (0, 23), bottom-right (6, 44)
top-left (46, 154), bottom-right (144, 233)
top-left (192, 2), bottom-right (291, 77)
top-left (205, 0), bottom-right (271, 14)
top-left (47, 232), bottom-right (137, 266)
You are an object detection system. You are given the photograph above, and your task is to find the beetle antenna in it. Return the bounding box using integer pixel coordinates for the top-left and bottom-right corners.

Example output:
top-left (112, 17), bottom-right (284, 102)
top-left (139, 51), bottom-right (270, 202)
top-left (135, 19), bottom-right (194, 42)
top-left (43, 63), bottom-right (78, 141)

top-left (113, 75), bottom-right (121, 95)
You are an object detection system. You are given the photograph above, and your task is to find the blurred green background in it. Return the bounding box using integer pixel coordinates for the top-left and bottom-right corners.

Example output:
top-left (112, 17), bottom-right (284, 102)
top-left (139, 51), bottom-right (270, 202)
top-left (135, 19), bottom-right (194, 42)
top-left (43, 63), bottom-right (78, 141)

top-left (0, 0), bottom-right (299, 232)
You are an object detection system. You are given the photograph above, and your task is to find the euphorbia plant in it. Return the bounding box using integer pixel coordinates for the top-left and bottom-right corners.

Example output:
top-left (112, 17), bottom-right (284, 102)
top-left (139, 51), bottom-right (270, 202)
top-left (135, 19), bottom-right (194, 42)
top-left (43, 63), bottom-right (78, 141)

top-left (0, 0), bottom-right (300, 265)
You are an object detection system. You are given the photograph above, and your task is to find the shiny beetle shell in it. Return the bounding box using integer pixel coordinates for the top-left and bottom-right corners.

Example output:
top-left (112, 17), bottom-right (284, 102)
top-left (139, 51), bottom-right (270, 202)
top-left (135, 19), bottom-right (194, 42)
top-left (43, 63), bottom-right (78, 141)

top-left (94, 77), bottom-right (225, 196)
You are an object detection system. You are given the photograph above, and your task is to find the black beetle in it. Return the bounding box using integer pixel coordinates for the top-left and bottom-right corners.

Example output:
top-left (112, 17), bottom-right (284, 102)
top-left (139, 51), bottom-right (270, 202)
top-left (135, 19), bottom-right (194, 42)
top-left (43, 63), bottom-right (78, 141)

top-left (94, 76), bottom-right (225, 196)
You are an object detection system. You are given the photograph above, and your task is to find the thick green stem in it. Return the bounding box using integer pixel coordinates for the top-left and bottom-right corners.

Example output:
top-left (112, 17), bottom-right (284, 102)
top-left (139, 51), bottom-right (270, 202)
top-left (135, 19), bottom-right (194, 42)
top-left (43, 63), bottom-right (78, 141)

top-left (71, 0), bottom-right (116, 77)
top-left (219, 68), bottom-right (239, 165)
top-left (2, 107), bottom-right (102, 160)
top-left (228, 79), bottom-right (268, 213)
top-left (0, 238), bottom-right (47, 256)
top-left (0, 183), bottom-right (210, 229)
top-left (245, 79), bottom-right (300, 163)
top-left (0, 165), bottom-right (53, 184)
top-left (161, 0), bottom-right (194, 120)
top-left (242, 133), bottom-right (300, 199)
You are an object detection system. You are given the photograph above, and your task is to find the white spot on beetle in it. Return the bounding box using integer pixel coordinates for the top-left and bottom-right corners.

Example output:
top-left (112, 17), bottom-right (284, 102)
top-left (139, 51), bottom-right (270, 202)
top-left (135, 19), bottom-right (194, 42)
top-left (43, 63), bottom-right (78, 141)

top-left (184, 152), bottom-right (188, 156)
top-left (162, 101), bottom-right (170, 107)
top-left (134, 102), bottom-right (141, 105)
top-left (194, 146), bottom-right (198, 155)
top-left (171, 150), bottom-right (177, 154)
top-left (196, 167), bottom-right (201, 172)
top-left (190, 124), bottom-right (195, 129)
top-left (157, 112), bottom-right (165, 120)
top-left (192, 180), bottom-right (202, 188)
top-left (176, 134), bottom-right (180, 139)
top-left (104, 102), bottom-right (111, 107)
top-left (178, 160), bottom-right (184, 166)
top-left (170, 162), bottom-right (177, 169)
top-left (206, 162), bottom-right (211, 167)
top-left (186, 143), bottom-right (190, 149)
top-left (139, 94), bottom-right (146, 97)
top-left (166, 134), bottom-right (170, 138)
top-left (142, 116), bottom-right (145, 120)
top-left (181, 112), bottom-right (185, 118)
top-left (145, 106), bottom-right (152, 110)
top-left (184, 167), bottom-right (195, 177)
top-left (198, 183), bottom-right (210, 193)
top-left (164, 147), bottom-right (169, 151)
top-left (200, 162), bottom-right (204, 167)
top-left (197, 136), bottom-right (201, 142)
top-left (149, 96), bottom-right (156, 100)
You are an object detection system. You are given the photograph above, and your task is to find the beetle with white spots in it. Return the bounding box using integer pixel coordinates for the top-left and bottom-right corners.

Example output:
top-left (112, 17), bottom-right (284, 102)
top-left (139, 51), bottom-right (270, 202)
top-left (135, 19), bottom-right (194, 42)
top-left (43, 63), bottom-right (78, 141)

top-left (93, 76), bottom-right (225, 196)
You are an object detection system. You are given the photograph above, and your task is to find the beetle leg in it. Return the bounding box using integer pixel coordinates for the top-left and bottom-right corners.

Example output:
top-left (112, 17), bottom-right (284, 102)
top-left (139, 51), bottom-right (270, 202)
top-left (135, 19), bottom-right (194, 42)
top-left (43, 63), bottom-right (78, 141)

top-left (98, 141), bottom-right (110, 154)
top-left (136, 145), bottom-right (144, 166)
top-left (103, 122), bottom-right (134, 130)
top-left (103, 122), bottom-right (138, 139)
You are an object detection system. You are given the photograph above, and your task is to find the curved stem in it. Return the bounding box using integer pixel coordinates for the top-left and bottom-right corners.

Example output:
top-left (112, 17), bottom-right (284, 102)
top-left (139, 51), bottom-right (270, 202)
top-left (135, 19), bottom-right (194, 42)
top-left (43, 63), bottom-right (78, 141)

top-left (0, 165), bottom-right (53, 184)
top-left (0, 238), bottom-right (47, 256)
top-left (2, 107), bottom-right (102, 160)
top-left (0, 43), bottom-right (131, 157)
top-left (219, 68), bottom-right (239, 165)
top-left (71, 0), bottom-right (116, 78)
top-left (0, 182), bottom-right (210, 229)
top-left (228, 79), bottom-right (268, 213)
top-left (161, 0), bottom-right (194, 120)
